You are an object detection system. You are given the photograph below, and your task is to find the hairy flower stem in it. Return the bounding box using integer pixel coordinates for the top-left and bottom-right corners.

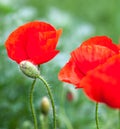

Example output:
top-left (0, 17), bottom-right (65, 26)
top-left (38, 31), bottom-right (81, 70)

top-left (95, 103), bottom-right (99, 129)
top-left (30, 79), bottom-right (38, 129)
top-left (38, 75), bottom-right (56, 129)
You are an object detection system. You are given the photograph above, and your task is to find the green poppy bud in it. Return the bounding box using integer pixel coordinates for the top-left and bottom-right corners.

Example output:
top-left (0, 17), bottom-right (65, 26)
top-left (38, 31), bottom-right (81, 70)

top-left (40, 96), bottom-right (50, 115)
top-left (19, 61), bottom-right (40, 78)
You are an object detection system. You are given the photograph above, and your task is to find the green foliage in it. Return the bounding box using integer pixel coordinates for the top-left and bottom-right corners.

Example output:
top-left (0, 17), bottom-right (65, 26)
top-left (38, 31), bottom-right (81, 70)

top-left (0, 0), bottom-right (119, 129)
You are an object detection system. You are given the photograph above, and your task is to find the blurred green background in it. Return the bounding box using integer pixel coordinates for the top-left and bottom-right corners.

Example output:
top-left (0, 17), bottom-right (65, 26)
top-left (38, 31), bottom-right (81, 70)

top-left (0, 0), bottom-right (119, 129)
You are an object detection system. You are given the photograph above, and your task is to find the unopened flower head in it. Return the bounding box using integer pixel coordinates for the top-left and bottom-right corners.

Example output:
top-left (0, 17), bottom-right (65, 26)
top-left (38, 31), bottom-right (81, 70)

top-left (19, 60), bottom-right (40, 78)
top-left (40, 96), bottom-right (50, 115)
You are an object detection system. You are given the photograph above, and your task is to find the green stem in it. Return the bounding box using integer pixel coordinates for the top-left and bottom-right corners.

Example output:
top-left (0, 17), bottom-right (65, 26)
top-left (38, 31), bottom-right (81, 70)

top-left (38, 75), bottom-right (56, 129)
top-left (40, 114), bottom-right (48, 129)
top-left (30, 79), bottom-right (38, 129)
top-left (95, 103), bottom-right (99, 129)
top-left (40, 114), bottom-right (45, 129)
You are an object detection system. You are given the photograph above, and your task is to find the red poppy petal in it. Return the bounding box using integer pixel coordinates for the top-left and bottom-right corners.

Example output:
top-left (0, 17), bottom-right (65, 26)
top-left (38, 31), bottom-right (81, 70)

top-left (25, 21), bottom-right (55, 32)
top-left (29, 50), bottom-right (59, 64)
top-left (117, 44), bottom-right (120, 51)
top-left (40, 31), bottom-right (56, 41)
top-left (82, 36), bottom-right (119, 53)
top-left (71, 44), bottom-right (116, 75)
top-left (26, 31), bottom-right (59, 64)
top-left (6, 45), bottom-right (28, 63)
top-left (58, 58), bottom-right (84, 88)
top-left (5, 26), bottom-right (28, 63)
top-left (46, 29), bottom-right (62, 50)
top-left (81, 54), bottom-right (120, 108)
top-left (45, 38), bottom-right (58, 50)
top-left (41, 29), bottom-right (62, 40)
top-left (56, 29), bottom-right (62, 40)
top-left (51, 29), bottom-right (62, 49)
top-left (25, 22), bottom-right (61, 64)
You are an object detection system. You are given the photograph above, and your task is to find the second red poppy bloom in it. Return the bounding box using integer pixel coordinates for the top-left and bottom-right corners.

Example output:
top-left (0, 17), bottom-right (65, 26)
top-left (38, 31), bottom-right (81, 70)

top-left (58, 36), bottom-right (120, 108)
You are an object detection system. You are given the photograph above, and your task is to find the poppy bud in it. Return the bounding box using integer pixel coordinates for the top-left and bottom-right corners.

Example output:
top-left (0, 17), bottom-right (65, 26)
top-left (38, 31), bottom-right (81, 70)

top-left (40, 96), bottom-right (50, 115)
top-left (19, 60), bottom-right (40, 78)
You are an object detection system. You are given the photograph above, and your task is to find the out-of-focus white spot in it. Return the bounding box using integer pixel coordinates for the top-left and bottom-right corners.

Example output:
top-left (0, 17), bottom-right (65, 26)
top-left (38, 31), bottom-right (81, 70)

top-left (54, 52), bottom-right (70, 67)
top-left (47, 7), bottom-right (72, 27)
top-left (74, 24), bottom-right (94, 38)
top-left (0, 0), bottom-right (11, 6)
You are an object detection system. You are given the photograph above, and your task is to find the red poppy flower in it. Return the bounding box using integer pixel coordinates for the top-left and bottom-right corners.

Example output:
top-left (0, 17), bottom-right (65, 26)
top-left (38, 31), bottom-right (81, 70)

top-left (58, 36), bottom-right (119, 88)
top-left (58, 36), bottom-right (120, 108)
top-left (5, 21), bottom-right (62, 65)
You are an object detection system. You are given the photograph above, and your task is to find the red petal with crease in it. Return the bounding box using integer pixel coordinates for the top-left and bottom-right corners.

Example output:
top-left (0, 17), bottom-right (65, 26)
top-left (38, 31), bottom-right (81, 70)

top-left (45, 29), bottom-right (62, 50)
top-left (82, 36), bottom-right (119, 53)
top-left (71, 44), bottom-right (116, 75)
